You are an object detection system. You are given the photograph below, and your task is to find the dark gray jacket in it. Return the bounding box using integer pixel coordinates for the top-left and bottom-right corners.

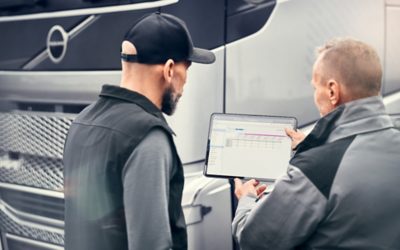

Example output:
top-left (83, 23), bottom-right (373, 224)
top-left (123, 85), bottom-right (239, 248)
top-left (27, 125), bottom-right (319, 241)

top-left (233, 96), bottom-right (400, 250)
top-left (63, 85), bottom-right (187, 250)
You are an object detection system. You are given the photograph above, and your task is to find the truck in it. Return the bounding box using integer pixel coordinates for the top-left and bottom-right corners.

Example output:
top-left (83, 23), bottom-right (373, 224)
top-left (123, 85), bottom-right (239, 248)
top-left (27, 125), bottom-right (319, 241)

top-left (0, 0), bottom-right (399, 249)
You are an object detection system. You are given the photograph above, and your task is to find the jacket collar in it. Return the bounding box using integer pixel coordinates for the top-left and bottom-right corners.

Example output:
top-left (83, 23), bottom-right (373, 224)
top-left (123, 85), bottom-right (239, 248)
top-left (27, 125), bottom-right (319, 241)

top-left (327, 95), bottom-right (393, 142)
top-left (296, 96), bottom-right (394, 154)
top-left (99, 84), bottom-right (170, 124)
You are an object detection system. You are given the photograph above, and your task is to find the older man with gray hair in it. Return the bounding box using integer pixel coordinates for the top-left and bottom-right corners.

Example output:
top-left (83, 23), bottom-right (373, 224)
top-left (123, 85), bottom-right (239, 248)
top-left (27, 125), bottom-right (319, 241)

top-left (232, 38), bottom-right (400, 250)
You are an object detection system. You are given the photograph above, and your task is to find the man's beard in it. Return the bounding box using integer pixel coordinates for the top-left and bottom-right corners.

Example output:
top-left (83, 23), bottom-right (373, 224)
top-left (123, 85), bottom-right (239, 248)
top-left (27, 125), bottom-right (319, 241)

top-left (161, 86), bottom-right (181, 115)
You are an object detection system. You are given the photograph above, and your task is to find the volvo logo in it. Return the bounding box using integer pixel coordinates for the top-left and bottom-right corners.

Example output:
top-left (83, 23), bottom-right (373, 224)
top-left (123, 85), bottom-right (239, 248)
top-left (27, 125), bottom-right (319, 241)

top-left (47, 25), bottom-right (68, 63)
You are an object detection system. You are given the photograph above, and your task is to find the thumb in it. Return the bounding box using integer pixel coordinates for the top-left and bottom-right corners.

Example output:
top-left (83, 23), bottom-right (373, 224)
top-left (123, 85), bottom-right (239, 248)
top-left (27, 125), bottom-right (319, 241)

top-left (285, 128), bottom-right (295, 138)
top-left (234, 178), bottom-right (243, 188)
top-left (256, 184), bottom-right (267, 196)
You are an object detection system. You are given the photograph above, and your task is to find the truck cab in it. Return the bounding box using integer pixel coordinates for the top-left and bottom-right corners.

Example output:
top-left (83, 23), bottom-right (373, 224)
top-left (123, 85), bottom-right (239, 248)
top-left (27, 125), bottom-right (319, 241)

top-left (1, 0), bottom-right (399, 249)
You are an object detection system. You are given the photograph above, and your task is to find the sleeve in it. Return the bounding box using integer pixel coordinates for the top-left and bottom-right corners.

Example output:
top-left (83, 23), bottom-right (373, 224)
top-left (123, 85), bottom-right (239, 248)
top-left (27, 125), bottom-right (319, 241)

top-left (232, 165), bottom-right (328, 250)
top-left (122, 128), bottom-right (174, 250)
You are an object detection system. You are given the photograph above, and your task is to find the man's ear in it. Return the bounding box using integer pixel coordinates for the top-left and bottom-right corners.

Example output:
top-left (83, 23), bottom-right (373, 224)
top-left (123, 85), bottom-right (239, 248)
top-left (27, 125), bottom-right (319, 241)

top-left (163, 59), bottom-right (175, 83)
top-left (328, 79), bottom-right (340, 106)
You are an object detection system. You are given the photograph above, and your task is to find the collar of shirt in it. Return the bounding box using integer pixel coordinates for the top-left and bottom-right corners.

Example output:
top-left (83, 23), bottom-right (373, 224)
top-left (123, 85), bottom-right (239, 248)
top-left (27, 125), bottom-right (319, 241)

top-left (99, 84), bottom-right (167, 123)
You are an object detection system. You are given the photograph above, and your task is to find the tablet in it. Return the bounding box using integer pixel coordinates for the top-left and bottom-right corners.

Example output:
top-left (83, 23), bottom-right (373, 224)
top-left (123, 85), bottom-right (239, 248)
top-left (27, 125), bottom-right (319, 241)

top-left (204, 113), bottom-right (297, 181)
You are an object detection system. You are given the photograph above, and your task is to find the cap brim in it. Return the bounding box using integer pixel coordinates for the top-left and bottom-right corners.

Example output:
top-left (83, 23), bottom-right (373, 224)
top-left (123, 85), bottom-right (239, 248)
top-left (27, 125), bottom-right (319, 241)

top-left (188, 47), bottom-right (216, 64)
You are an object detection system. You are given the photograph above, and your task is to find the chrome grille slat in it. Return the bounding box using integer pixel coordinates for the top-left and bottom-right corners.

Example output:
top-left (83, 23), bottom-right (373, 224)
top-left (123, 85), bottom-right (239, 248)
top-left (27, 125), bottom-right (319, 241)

top-left (0, 188), bottom-right (64, 222)
top-left (6, 233), bottom-right (64, 250)
top-left (0, 210), bottom-right (64, 245)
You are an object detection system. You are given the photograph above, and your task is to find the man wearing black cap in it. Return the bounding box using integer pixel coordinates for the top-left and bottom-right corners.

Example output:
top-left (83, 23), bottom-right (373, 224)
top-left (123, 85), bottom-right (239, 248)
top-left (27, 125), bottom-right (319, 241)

top-left (63, 12), bottom-right (215, 250)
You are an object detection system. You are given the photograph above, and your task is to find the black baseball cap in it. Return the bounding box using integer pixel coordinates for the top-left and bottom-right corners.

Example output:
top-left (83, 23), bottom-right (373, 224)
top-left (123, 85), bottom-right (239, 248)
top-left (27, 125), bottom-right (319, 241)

top-left (121, 12), bottom-right (215, 64)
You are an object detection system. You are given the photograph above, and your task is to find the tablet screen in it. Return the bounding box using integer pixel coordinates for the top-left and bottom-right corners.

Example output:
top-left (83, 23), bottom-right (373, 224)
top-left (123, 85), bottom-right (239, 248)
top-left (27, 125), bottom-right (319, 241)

top-left (204, 113), bottom-right (297, 181)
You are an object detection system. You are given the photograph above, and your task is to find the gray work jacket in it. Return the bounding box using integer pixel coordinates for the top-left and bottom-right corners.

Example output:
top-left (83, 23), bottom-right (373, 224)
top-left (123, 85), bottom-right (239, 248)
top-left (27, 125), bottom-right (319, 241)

top-left (233, 96), bottom-right (400, 250)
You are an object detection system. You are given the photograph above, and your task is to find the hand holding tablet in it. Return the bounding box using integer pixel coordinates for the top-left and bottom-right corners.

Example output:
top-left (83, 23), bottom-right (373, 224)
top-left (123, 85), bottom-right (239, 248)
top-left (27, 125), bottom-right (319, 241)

top-left (204, 113), bottom-right (297, 181)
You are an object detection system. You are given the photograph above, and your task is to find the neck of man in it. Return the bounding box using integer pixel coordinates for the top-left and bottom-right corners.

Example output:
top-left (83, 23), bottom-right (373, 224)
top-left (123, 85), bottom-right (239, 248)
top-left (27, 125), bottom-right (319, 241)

top-left (120, 64), bottom-right (164, 110)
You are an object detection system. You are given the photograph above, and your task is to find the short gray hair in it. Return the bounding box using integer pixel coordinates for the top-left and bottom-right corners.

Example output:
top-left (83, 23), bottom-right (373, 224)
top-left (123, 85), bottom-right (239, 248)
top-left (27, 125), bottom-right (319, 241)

top-left (316, 37), bottom-right (382, 98)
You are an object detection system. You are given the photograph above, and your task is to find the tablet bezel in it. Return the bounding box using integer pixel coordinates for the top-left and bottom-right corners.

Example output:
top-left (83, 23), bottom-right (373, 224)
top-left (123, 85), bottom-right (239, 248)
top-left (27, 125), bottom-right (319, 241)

top-left (204, 113), bottom-right (297, 181)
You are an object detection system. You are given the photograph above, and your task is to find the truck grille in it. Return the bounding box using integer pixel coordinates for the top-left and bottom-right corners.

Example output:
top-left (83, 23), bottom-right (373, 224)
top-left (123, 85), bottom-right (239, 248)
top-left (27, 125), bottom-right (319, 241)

top-left (0, 153), bottom-right (64, 191)
top-left (0, 112), bottom-right (73, 191)
top-left (0, 112), bottom-right (71, 248)
top-left (0, 210), bottom-right (64, 245)
top-left (0, 188), bottom-right (64, 221)
top-left (0, 112), bottom-right (72, 159)
top-left (4, 234), bottom-right (64, 250)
